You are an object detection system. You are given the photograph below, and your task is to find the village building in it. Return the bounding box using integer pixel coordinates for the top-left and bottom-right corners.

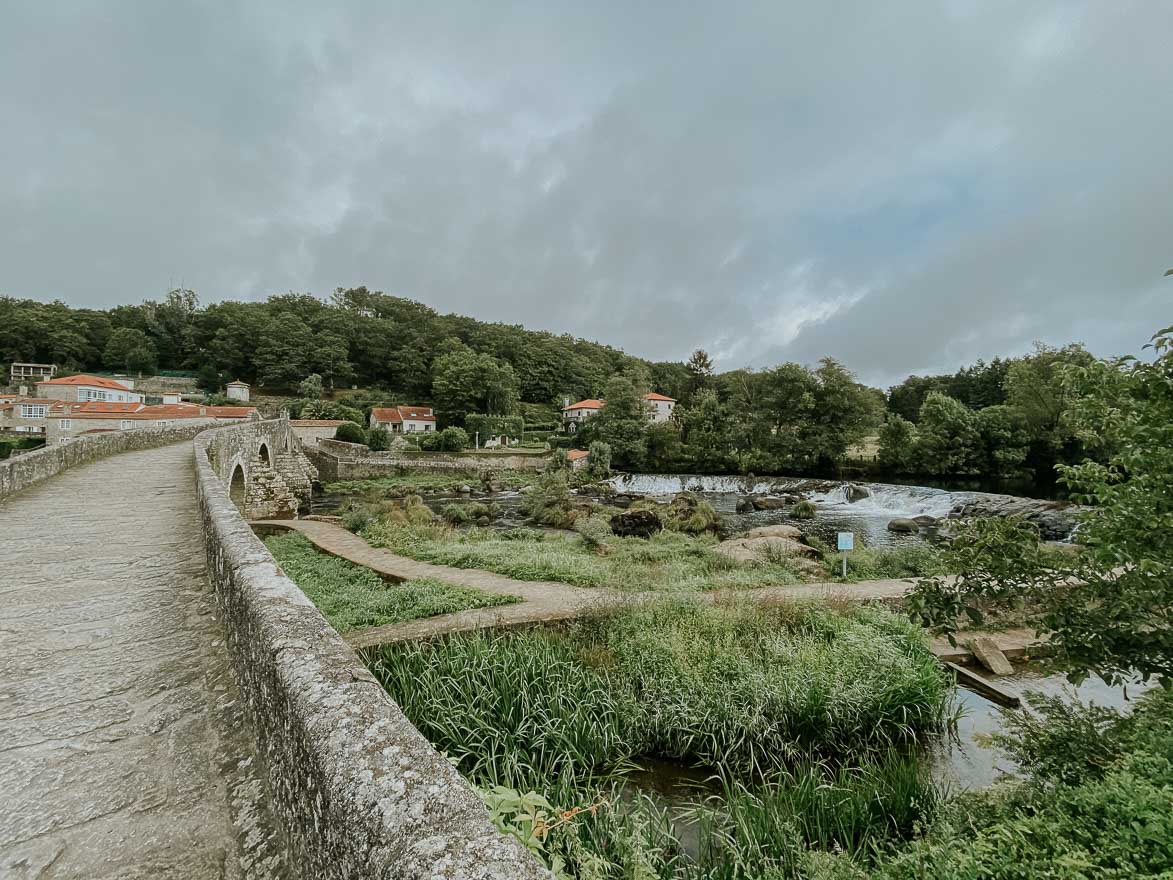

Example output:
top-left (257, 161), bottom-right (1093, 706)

top-left (0, 398), bottom-right (256, 443)
top-left (289, 419), bottom-right (348, 446)
top-left (9, 362), bottom-right (57, 385)
top-left (226, 380), bottom-right (251, 402)
top-left (370, 406), bottom-right (436, 433)
top-left (567, 448), bottom-right (591, 469)
top-left (561, 392), bottom-right (677, 431)
top-left (35, 374), bottom-right (143, 404)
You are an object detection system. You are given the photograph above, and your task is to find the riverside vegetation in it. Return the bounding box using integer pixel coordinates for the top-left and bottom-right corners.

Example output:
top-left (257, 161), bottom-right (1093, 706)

top-left (367, 600), bottom-right (955, 878)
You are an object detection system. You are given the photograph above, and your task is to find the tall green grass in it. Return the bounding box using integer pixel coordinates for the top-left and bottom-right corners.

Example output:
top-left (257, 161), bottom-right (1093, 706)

top-left (264, 531), bottom-right (518, 632)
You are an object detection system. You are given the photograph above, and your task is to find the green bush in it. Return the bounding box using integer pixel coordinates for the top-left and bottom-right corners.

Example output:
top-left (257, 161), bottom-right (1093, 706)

top-left (334, 421), bottom-right (367, 444)
top-left (367, 426), bottom-right (392, 451)
top-left (439, 426), bottom-right (470, 451)
top-left (791, 499), bottom-right (817, 519)
top-left (442, 501), bottom-right (501, 527)
top-left (418, 431), bottom-right (442, 451)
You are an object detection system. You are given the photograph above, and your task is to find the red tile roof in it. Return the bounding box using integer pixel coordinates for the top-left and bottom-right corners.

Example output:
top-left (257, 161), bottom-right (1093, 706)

top-left (563, 398), bottom-right (604, 411)
top-left (644, 392), bottom-right (676, 402)
top-left (290, 419), bottom-right (347, 427)
top-left (567, 449), bottom-right (591, 462)
top-left (36, 374), bottom-right (134, 391)
top-left (371, 406), bottom-right (435, 423)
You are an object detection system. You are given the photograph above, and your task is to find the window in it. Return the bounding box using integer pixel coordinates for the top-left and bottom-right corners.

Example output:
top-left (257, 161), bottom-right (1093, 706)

top-left (121, 420), bottom-right (134, 429)
top-left (424, 424), bottom-right (433, 431)
top-left (59, 419), bottom-right (72, 429)
top-left (19, 404), bottom-right (47, 419)
top-left (79, 389), bottom-right (108, 402)
top-left (156, 420), bottom-right (171, 427)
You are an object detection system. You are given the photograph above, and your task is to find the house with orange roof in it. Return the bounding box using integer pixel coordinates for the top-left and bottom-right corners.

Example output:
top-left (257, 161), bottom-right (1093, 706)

top-left (369, 406), bottom-right (436, 434)
top-left (35, 374), bottom-right (143, 404)
top-left (567, 448), bottom-right (591, 469)
top-left (32, 401), bottom-right (257, 444)
top-left (561, 392), bottom-right (676, 431)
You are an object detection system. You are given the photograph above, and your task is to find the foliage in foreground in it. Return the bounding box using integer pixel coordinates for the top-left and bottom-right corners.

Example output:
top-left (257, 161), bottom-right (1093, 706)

top-left (263, 531), bottom-right (517, 632)
top-left (367, 601), bottom-right (951, 878)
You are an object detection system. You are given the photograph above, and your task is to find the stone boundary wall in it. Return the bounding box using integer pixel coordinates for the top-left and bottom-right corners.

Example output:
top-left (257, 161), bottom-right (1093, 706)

top-left (0, 420), bottom-right (216, 502)
top-left (194, 421), bottom-right (547, 880)
top-left (312, 438), bottom-right (548, 483)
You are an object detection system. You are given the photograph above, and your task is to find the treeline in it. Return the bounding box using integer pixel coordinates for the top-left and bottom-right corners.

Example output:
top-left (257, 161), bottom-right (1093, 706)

top-left (0, 287), bottom-right (690, 406)
top-left (1, 288), bottom-right (1107, 482)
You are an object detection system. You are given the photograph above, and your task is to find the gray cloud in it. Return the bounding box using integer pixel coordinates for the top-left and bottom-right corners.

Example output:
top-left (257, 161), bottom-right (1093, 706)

top-left (2, 1), bottom-right (1169, 385)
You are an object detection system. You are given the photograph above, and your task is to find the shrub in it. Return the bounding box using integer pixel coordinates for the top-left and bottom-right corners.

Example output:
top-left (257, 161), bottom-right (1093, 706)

top-left (573, 515), bottom-right (613, 551)
top-left (443, 501), bottom-right (501, 527)
top-left (791, 500), bottom-right (817, 519)
top-left (418, 431), bottom-right (442, 451)
top-left (523, 470), bottom-right (578, 529)
top-left (440, 426), bottom-right (470, 451)
top-left (586, 441), bottom-right (612, 477)
top-left (366, 427), bottom-right (392, 451)
top-left (334, 421), bottom-right (367, 444)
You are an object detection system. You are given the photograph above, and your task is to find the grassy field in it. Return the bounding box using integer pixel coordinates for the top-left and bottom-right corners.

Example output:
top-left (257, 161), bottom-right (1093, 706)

top-left (264, 531), bottom-right (518, 632)
top-left (362, 522), bottom-right (809, 591)
top-left (367, 600), bottom-right (952, 877)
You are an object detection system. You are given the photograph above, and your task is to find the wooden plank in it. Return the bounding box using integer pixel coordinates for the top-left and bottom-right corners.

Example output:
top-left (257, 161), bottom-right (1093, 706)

top-left (944, 661), bottom-right (1022, 708)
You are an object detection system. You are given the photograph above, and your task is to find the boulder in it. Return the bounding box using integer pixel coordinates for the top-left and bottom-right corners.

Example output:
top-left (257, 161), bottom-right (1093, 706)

top-left (610, 509), bottom-right (663, 539)
top-left (458, 485), bottom-right (473, 495)
top-left (912, 514), bottom-right (939, 527)
top-left (845, 484), bottom-right (871, 503)
top-left (750, 496), bottom-right (788, 510)
top-left (887, 518), bottom-right (918, 533)
top-left (736, 497), bottom-right (756, 514)
top-left (713, 535), bottom-right (819, 564)
top-left (743, 524), bottom-right (804, 540)
top-left (968, 636), bottom-right (1015, 676)
top-left (948, 495), bottom-right (1085, 541)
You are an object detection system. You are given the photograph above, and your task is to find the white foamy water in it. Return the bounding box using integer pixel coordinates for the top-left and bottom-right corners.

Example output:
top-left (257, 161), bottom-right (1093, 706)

top-left (806, 484), bottom-right (962, 519)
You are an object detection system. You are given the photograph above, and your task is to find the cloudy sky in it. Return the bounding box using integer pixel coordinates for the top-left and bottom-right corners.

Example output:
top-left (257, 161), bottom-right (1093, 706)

top-left (2, 1), bottom-right (1170, 385)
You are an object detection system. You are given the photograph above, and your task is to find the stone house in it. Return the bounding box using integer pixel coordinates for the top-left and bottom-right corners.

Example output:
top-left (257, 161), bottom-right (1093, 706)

top-left (567, 449), bottom-right (591, 470)
top-left (369, 406), bottom-right (436, 433)
top-left (289, 419), bottom-right (347, 446)
top-left (36, 374), bottom-right (143, 404)
top-left (0, 400), bottom-right (256, 443)
top-left (226, 380), bottom-right (251, 402)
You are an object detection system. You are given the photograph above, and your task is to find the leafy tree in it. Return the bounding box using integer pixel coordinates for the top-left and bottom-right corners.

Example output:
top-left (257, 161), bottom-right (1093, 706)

top-left (644, 422), bottom-right (684, 472)
top-left (586, 441), bottom-right (612, 478)
top-left (916, 392), bottom-right (983, 475)
top-left (334, 421), bottom-right (367, 444)
top-left (679, 388), bottom-right (734, 471)
top-left (254, 313), bottom-right (313, 387)
top-left (1006, 342), bottom-right (1097, 472)
top-left (887, 375), bottom-right (947, 423)
top-left (298, 373), bottom-right (324, 400)
top-left (910, 326), bottom-right (1173, 684)
top-left (103, 327), bottom-right (157, 374)
top-left (975, 404), bottom-right (1030, 476)
top-left (685, 348), bottom-right (714, 401)
top-left (590, 377), bottom-right (648, 470)
top-left (432, 344), bottom-right (519, 426)
top-left (197, 363), bottom-right (222, 394)
top-left (311, 331), bottom-right (353, 389)
top-left (877, 414), bottom-right (918, 473)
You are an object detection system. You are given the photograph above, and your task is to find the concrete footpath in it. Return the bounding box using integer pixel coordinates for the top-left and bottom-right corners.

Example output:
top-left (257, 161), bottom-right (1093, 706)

top-left (0, 444), bottom-right (286, 880)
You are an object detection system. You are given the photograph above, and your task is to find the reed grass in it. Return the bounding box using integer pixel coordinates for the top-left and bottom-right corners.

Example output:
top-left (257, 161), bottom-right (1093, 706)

top-left (264, 531), bottom-right (518, 632)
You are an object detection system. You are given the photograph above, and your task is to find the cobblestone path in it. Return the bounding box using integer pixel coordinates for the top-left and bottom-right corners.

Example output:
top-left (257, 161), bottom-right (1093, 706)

top-left (0, 444), bottom-right (286, 880)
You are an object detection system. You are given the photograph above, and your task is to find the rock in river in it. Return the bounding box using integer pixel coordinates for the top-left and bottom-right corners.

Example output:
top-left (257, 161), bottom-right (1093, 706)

top-left (610, 508), bottom-right (663, 539)
top-left (845, 484), bottom-right (871, 502)
top-left (887, 518), bottom-right (919, 533)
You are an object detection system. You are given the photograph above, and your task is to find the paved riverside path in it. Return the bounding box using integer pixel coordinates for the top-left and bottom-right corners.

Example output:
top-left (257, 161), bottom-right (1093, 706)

top-left (255, 519), bottom-right (952, 651)
top-left (0, 444), bottom-right (285, 880)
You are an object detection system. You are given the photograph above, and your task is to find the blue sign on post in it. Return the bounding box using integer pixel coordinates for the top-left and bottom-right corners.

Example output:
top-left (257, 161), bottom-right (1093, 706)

top-left (837, 532), bottom-right (854, 552)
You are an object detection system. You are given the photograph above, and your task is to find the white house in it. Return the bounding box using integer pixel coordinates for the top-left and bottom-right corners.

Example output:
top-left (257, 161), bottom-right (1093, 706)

top-left (370, 406), bottom-right (436, 433)
top-left (644, 392), bottom-right (676, 423)
top-left (561, 392), bottom-right (677, 430)
top-left (35, 374), bottom-right (143, 404)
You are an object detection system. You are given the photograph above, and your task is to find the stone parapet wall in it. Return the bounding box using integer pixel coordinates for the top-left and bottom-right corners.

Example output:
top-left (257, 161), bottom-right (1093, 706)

top-left (194, 421), bottom-right (547, 879)
top-left (0, 421), bottom-right (216, 502)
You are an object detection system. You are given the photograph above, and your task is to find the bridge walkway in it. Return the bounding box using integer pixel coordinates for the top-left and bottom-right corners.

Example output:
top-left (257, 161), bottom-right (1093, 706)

top-left (0, 443), bottom-right (285, 880)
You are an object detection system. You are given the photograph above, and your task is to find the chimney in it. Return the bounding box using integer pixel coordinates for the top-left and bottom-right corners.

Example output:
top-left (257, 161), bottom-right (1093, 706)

top-left (562, 396), bottom-right (570, 408)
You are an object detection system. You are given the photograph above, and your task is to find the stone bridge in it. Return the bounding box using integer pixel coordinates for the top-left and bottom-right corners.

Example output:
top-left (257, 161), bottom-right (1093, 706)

top-left (0, 420), bottom-right (545, 880)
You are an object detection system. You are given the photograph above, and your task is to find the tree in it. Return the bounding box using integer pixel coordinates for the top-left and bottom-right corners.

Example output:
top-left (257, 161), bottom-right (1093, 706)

top-left (298, 373), bottom-right (324, 400)
top-left (915, 392), bottom-right (983, 475)
top-left (975, 404), bottom-right (1030, 476)
top-left (311, 331), bottom-right (353, 389)
top-left (1005, 342), bottom-right (1097, 473)
top-left (586, 441), bottom-right (612, 478)
top-left (103, 327), bottom-right (157, 375)
top-left (679, 388), bottom-right (734, 471)
top-left (877, 414), bottom-right (918, 473)
top-left (367, 427), bottom-right (392, 451)
top-left (197, 363), bottom-right (222, 394)
top-left (590, 377), bottom-right (648, 470)
top-left (334, 422), bottom-right (367, 444)
top-left (432, 345), bottom-right (519, 426)
top-left (910, 326), bottom-right (1173, 684)
top-left (254, 313), bottom-right (313, 387)
top-left (685, 348), bottom-right (714, 401)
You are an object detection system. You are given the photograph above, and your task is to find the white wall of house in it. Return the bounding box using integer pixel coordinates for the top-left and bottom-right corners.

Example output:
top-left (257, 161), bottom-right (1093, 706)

top-left (647, 399), bottom-right (675, 423)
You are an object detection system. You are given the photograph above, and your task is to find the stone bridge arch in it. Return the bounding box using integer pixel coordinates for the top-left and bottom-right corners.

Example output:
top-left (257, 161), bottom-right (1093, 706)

top-left (205, 418), bottom-right (317, 520)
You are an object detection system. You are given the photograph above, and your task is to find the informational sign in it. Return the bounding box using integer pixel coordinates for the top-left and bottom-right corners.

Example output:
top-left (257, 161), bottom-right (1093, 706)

top-left (837, 532), bottom-right (854, 552)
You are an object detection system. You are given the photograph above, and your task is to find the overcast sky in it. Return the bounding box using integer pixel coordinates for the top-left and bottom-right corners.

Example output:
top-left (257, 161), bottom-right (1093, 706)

top-left (2, 2), bottom-right (1170, 385)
